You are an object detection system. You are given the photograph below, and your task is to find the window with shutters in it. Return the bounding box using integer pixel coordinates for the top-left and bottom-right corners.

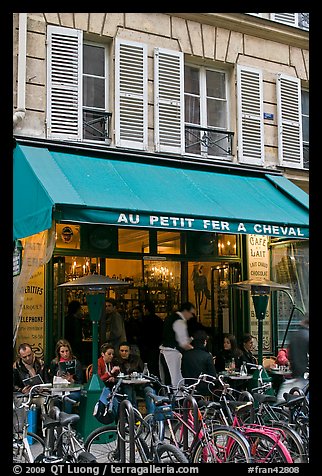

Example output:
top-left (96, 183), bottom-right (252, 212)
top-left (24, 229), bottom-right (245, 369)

top-left (47, 26), bottom-right (111, 143)
top-left (115, 39), bottom-right (148, 150)
top-left (83, 42), bottom-right (111, 143)
top-left (270, 13), bottom-right (309, 30)
top-left (246, 13), bottom-right (309, 30)
top-left (276, 74), bottom-right (303, 169)
top-left (184, 65), bottom-right (233, 160)
top-left (301, 90), bottom-right (309, 169)
top-left (236, 65), bottom-right (264, 166)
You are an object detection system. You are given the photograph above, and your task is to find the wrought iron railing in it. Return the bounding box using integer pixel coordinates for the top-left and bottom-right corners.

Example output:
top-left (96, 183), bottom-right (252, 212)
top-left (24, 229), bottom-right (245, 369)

top-left (83, 108), bottom-right (112, 143)
top-left (303, 143), bottom-right (309, 169)
top-left (298, 13), bottom-right (309, 30)
top-left (185, 124), bottom-right (234, 159)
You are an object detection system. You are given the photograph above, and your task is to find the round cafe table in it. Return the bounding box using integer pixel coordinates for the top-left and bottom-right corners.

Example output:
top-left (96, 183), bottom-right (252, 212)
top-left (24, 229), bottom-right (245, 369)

top-left (117, 376), bottom-right (150, 385)
top-left (269, 368), bottom-right (292, 377)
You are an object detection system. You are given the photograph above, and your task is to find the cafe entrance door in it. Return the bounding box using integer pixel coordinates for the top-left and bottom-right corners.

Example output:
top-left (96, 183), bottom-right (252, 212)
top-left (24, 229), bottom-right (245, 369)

top-left (188, 261), bottom-right (241, 353)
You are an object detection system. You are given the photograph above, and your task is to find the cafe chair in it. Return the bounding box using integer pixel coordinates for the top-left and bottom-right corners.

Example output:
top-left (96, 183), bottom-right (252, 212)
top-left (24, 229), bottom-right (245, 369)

top-left (85, 364), bottom-right (93, 382)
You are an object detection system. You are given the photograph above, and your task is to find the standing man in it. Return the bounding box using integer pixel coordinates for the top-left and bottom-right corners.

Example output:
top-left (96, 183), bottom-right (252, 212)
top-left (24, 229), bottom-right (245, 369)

top-left (64, 300), bottom-right (84, 359)
top-left (159, 302), bottom-right (195, 388)
top-left (140, 301), bottom-right (164, 378)
top-left (100, 298), bottom-right (127, 349)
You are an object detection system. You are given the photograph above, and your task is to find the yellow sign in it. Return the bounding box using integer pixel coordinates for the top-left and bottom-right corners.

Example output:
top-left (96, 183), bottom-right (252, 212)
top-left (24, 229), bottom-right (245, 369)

top-left (247, 235), bottom-right (271, 353)
top-left (15, 266), bottom-right (45, 360)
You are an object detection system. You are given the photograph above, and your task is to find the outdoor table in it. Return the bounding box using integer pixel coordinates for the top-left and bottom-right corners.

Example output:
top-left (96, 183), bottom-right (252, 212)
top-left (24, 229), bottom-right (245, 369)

top-left (219, 372), bottom-right (252, 381)
top-left (117, 376), bottom-right (150, 385)
top-left (269, 368), bottom-right (292, 377)
top-left (51, 384), bottom-right (82, 395)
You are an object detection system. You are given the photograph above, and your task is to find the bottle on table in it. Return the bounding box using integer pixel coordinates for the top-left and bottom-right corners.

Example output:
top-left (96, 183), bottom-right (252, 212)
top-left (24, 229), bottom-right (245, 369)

top-left (240, 361), bottom-right (247, 376)
top-left (230, 358), bottom-right (235, 372)
top-left (142, 363), bottom-right (149, 376)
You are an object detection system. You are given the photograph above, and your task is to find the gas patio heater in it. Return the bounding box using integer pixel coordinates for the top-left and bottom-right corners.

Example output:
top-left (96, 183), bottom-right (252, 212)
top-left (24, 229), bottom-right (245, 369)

top-left (231, 279), bottom-right (290, 389)
top-left (58, 273), bottom-right (129, 438)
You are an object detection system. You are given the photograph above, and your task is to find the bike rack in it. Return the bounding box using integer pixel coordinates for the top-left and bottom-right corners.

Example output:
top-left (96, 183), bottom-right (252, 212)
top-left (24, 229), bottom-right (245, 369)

top-left (118, 399), bottom-right (136, 463)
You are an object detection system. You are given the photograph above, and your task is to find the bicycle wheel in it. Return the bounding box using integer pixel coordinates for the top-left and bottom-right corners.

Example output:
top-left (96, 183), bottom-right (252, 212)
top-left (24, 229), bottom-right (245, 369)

top-left (267, 421), bottom-right (308, 463)
top-left (77, 451), bottom-right (97, 463)
top-left (156, 443), bottom-right (189, 463)
top-left (13, 432), bottom-right (45, 463)
top-left (192, 427), bottom-right (251, 463)
top-left (84, 426), bottom-right (119, 463)
top-left (245, 430), bottom-right (293, 463)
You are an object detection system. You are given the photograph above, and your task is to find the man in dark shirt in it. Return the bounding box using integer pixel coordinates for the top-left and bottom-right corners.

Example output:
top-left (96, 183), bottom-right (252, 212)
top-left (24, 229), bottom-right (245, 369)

top-left (100, 298), bottom-right (127, 349)
top-left (64, 300), bottom-right (84, 359)
top-left (13, 343), bottom-right (50, 393)
top-left (140, 301), bottom-right (164, 378)
top-left (181, 330), bottom-right (217, 395)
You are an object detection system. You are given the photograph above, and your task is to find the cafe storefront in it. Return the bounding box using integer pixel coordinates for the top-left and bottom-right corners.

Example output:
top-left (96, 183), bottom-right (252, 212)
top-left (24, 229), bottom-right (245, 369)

top-left (13, 141), bottom-right (309, 366)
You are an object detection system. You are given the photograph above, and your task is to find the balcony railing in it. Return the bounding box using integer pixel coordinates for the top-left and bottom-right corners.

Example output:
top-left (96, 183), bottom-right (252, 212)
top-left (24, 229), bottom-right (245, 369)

top-left (83, 109), bottom-right (112, 143)
top-left (185, 124), bottom-right (234, 159)
top-left (303, 143), bottom-right (309, 169)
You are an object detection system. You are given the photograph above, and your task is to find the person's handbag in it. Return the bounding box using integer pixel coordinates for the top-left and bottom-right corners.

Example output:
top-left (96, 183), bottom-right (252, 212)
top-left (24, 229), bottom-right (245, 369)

top-left (93, 386), bottom-right (119, 424)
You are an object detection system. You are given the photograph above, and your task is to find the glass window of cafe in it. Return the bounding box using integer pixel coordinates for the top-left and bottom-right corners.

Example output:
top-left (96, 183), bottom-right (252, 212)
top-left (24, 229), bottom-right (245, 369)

top-left (52, 223), bottom-right (242, 363)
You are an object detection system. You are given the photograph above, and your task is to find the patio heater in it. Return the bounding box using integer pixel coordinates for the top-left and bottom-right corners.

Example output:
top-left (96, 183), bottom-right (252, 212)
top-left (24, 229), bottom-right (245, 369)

top-left (231, 279), bottom-right (290, 389)
top-left (58, 273), bottom-right (129, 438)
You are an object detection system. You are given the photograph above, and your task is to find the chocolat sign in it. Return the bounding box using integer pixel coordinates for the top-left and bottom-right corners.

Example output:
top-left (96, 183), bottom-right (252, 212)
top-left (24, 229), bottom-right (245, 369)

top-left (112, 212), bottom-right (308, 238)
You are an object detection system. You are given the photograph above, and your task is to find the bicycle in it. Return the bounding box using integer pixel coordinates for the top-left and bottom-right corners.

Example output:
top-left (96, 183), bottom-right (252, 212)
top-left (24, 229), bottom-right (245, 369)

top-left (141, 375), bottom-right (252, 463)
top-left (13, 383), bottom-right (51, 463)
top-left (85, 375), bottom-right (188, 463)
top-left (239, 367), bottom-right (308, 463)
top-left (199, 373), bottom-right (294, 463)
top-left (34, 391), bottom-right (96, 463)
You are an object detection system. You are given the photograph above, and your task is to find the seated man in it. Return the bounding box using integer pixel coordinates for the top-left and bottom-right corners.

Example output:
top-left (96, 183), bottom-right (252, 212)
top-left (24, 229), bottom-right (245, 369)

top-left (13, 343), bottom-right (51, 433)
top-left (181, 330), bottom-right (217, 396)
top-left (113, 341), bottom-right (156, 415)
top-left (13, 342), bottom-right (50, 393)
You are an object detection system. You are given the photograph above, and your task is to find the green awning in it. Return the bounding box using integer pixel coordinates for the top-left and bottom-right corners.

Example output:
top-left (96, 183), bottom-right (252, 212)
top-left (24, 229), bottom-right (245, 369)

top-left (13, 143), bottom-right (309, 240)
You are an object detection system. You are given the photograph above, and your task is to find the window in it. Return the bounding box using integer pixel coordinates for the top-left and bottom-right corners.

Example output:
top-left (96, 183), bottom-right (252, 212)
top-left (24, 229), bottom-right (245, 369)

top-left (157, 232), bottom-right (181, 254)
top-left (270, 13), bottom-right (309, 30)
top-left (118, 229), bottom-right (149, 253)
top-left (184, 65), bottom-right (232, 159)
top-left (302, 90), bottom-right (309, 169)
top-left (47, 26), bottom-right (111, 143)
top-left (83, 43), bottom-right (110, 142)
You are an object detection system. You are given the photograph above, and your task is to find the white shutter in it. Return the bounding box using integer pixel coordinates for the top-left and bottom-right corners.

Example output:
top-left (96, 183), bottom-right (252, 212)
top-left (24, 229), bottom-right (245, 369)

top-left (276, 74), bottom-right (303, 168)
top-left (237, 65), bottom-right (264, 165)
top-left (271, 13), bottom-right (298, 27)
top-left (115, 39), bottom-right (148, 150)
top-left (47, 26), bottom-right (82, 140)
top-left (154, 48), bottom-right (184, 154)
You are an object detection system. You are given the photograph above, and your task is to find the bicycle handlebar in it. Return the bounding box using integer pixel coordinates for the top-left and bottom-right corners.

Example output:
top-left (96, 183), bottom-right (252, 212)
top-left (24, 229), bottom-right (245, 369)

top-left (16, 383), bottom-right (53, 408)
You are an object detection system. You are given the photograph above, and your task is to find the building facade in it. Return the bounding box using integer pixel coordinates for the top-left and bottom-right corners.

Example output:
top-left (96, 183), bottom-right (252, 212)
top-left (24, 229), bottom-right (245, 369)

top-left (13, 12), bottom-right (309, 365)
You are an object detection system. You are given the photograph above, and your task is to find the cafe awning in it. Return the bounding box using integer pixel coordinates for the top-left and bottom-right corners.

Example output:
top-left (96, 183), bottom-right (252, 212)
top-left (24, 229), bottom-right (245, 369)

top-left (13, 143), bottom-right (309, 240)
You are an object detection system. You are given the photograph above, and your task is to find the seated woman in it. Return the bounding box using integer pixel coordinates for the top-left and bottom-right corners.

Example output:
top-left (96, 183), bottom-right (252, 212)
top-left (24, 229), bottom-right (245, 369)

top-left (49, 339), bottom-right (83, 413)
top-left (215, 333), bottom-right (243, 373)
top-left (237, 333), bottom-right (258, 370)
top-left (97, 343), bottom-right (120, 387)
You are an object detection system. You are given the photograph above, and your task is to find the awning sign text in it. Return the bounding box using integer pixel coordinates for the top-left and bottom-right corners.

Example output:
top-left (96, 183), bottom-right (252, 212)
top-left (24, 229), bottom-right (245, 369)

top-left (115, 213), bottom-right (308, 238)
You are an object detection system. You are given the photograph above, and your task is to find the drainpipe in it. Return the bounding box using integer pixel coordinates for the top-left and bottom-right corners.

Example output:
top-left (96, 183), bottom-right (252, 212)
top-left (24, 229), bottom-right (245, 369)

top-left (13, 13), bottom-right (27, 127)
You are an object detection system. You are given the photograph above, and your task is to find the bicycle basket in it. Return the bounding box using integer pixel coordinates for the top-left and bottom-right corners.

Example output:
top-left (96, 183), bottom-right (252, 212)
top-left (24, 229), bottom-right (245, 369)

top-left (154, 404), bottom-right (173, 421)
top-left (93, 387), bottom-right (119, 425)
